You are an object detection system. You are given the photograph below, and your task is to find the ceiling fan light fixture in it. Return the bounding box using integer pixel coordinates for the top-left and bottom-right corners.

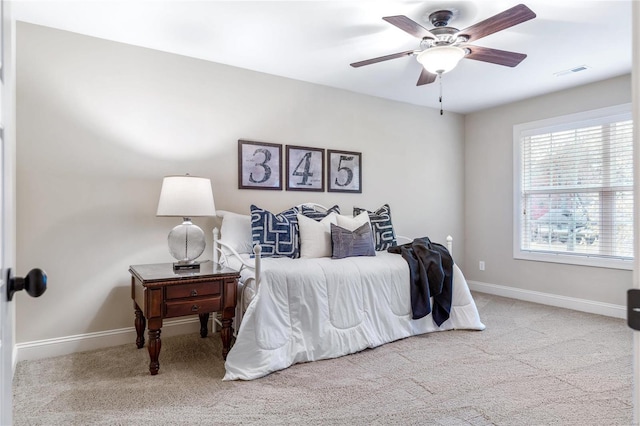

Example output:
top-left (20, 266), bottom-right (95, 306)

top-left (416, 45), bottom-right (465, 74)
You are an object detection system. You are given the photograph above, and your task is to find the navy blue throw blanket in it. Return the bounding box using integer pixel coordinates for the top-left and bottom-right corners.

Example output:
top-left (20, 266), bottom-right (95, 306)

top-left (387, 237), bottom-right (453, 326)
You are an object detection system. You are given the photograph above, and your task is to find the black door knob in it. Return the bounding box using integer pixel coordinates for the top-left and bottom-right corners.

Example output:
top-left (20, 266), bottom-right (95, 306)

top-left (7, 268), bottom-right (47, 301)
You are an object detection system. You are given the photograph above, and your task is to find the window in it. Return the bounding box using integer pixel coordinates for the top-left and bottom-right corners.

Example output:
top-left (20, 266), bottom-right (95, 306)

top-left (513, 104), bottom-right (633, 269)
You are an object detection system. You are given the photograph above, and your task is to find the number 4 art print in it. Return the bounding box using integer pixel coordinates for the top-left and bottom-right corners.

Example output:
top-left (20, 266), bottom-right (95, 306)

top-left (238, 140), bottom-right (283, 190)
top-left (286, 146), bottom-right (325, 192)
top-left (328, 150), bottom-right (362, 193)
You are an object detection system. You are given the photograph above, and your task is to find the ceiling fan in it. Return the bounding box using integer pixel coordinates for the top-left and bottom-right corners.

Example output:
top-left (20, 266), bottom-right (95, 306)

top-left (350, 4), bottom-right (536, 86)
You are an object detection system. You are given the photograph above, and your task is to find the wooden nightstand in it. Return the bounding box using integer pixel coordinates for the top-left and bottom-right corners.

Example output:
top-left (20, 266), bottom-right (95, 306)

top-left (129, 261), bottom-right (239, 375)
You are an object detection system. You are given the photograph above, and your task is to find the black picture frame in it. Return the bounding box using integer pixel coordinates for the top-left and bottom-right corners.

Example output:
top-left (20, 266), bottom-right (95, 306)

top-left (327, 150), bottom-right (362, 193)
top-left (286, 145), bottom-right (325, 192)
top-left (238, 140), bottom-right (283, 190)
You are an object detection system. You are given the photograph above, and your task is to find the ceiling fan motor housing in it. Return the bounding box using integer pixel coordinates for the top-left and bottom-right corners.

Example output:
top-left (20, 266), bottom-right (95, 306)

top-left (425, 26), bottom-right (464, 47)
top-left (420, 10), bottom-right (466, 47)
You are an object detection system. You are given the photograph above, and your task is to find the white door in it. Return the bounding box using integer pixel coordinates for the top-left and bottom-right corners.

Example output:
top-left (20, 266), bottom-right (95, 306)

top-left (1, 1), bottom-right (14, 423)
top-left (0, 2), bottom-right (48, 421)
top-left (0, 121), bottom-right (9, 424)
top-left (634, 2), bottom-right (640, 423)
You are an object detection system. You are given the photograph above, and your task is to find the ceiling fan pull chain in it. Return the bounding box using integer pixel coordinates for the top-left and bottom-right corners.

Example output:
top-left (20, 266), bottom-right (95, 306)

top-left (438, 73), bottom-right (444, 115)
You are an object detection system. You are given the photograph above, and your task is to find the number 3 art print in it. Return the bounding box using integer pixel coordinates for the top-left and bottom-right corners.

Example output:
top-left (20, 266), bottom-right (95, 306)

top-left (286, 146), bottom-right (325, 192)
top-left (328, 150), bottom-right (362, 193)
top-left (238, 140), bottom-right (283, 190)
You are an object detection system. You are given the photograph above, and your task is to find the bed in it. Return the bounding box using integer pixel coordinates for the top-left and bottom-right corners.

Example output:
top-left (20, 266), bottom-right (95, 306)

top-left (213, 204), bottom-right (485, 381)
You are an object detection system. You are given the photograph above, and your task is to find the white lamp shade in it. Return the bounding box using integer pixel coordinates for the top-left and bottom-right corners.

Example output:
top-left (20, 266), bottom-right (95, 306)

top-left (416, 46), bottom-right (466, 74)
top-left (156, 175), bottom-right (216, 217)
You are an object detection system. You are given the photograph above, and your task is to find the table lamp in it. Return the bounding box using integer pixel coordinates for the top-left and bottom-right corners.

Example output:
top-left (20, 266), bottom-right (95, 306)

top-left (156, 174), bottom-right (216, 269)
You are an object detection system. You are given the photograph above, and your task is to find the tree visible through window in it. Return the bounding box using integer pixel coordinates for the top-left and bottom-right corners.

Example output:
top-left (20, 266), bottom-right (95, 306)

top-left (514, 105), bottom-right (633, 268)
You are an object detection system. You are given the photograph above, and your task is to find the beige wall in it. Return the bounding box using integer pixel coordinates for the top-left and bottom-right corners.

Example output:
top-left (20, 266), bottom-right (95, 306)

top-left (15, 23), bottom-right (465, 343)
top-left (464, 74), bottom-right (632, 306)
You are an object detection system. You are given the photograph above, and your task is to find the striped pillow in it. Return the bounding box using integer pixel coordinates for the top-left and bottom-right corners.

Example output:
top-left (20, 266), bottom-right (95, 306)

top-left (250, 205), bottom-right (300, 258)
top-left (301, 204), bottom-right (341, 221)
top-left (353, 204), bottom-right (396, 251)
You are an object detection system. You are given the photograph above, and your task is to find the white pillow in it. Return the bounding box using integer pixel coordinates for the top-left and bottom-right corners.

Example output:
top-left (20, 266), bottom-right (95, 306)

top-left (297, 212), bottom-right (337, 258)
top-left (336, 211), bottom-right (371, 231)
top-left (217, 210), bottom-right (253, 254)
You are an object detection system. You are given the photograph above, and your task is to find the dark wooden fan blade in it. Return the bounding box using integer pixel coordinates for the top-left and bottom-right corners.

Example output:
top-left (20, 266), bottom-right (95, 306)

top-left (464, 45), bottom-right (527, 67)
top-left (350, 50), bottom-right (414, 68)
top-left (458, 4), bottom-right (536, 43)
top-left (417, 68), bottom-right (437, 86)
top-left (382, 15), bottom-right (437, 40)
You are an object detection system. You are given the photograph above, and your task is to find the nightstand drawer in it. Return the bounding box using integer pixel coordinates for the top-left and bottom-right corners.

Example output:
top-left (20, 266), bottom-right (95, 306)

top-left (164, 297), bottom-right (221, 318)
top-left (165, 281), bottom-right (221, 300)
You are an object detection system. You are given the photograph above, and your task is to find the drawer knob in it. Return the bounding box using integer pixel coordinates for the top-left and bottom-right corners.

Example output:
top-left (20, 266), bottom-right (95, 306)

top-left (190, 289), bottom-right (198, 297)
top-left (191, 305), bottom-right (200, 312)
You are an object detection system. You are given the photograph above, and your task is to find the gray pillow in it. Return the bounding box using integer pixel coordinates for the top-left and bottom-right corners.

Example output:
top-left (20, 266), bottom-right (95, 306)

top-left (331, 223), bottom-right (375, 259)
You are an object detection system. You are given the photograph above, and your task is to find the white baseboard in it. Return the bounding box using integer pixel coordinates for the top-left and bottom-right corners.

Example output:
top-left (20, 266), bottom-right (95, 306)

top-left (14, 285), bottom-right (626, 363)
top-left (15, 317), bottom-right (207, 363)
top-left (468, 280), bottom-right (626, 319)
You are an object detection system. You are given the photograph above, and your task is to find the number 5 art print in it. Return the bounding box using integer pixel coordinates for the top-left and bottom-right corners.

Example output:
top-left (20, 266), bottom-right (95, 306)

top-left (327, 150), bottom-right (362, 193)
top-left (285, 146), bottom-right (325, 192)
top-left (238, 140), bottom-right (283, 190)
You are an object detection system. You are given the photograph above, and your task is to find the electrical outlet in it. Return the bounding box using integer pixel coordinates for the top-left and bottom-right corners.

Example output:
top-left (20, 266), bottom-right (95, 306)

top-left (479, 261), bottom-right (485, 271)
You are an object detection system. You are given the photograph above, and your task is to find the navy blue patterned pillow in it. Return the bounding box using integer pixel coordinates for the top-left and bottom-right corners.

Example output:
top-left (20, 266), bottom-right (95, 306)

top-left (353, 204), bottom-right (396, 251)
top-left (251, 205), bottom-right (300, 258)
top-left (301, 204), bottom-right (340, 221)
top-left (331, 223), bottom-right (375, 259)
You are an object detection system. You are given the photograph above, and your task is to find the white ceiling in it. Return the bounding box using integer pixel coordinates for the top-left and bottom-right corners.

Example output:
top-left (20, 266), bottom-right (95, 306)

top-left (13, 0), bottom-right (632, 114)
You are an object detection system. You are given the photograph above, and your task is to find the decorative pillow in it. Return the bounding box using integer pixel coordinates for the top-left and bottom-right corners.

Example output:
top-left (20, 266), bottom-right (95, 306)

top-left (336, 211), bottom-right (370, 231)
top-left (331, 223), bottom-right (376, 259)
top-left (217, 210), bottom-right (253, 254)
top-left (353, 204), bottom-right (397, 251)
top-left (251, 205), bottom-right (300, 258)
top-left (297, 212), bottom-right (337, 258)
top-left (301, 204), bottom-right (341, 221)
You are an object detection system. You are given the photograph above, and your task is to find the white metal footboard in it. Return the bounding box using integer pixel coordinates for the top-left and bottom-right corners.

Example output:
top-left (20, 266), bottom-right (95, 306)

top-left (396, 235), bottom-right (453, 254)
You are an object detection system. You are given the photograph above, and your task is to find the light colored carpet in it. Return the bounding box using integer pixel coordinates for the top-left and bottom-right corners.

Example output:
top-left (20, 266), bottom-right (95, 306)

top-left (13, 293), bottom-right (633, 425)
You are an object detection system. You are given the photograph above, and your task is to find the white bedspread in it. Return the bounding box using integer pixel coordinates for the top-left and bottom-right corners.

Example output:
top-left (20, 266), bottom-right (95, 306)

top-left (223, 251), bottom-right (485, 380)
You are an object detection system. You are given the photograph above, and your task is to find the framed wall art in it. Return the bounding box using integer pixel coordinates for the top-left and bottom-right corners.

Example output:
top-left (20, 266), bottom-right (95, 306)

top-left (327, 149), bottom-right (362, 193)
top-left (286, 145), bottom-right (325, 192)
top-left (238, 140), bottom-right (282, 190)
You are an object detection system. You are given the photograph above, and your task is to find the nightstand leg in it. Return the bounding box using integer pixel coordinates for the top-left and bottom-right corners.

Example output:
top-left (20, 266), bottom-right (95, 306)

top-left (221, 318), bottom-right (233, 359)
top-left (199, 313), bottom-right (210, 338)
top-left (148, 328), bottom-right (161, 375)
top-left (134, 304), bottom-right (146, 349)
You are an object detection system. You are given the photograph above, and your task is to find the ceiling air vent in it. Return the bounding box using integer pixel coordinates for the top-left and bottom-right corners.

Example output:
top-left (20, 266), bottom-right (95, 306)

top-left (553, 65), bottom-right (590, 77)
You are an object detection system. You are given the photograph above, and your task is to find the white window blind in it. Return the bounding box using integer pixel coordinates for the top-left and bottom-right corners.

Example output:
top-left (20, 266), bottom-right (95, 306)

top-left (514, 105), bottom-right (633, 268)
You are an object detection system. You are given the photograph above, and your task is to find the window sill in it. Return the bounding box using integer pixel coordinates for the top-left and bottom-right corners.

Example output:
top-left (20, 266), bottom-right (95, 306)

top-left (514, 250), bottom-right (633, 270)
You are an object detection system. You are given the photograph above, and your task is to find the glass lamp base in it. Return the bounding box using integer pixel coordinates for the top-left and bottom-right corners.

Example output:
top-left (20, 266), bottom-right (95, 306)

top-left (173, 261), bottom-right (203, 271)
top-left (167, 219), bottom-right (206, 264)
